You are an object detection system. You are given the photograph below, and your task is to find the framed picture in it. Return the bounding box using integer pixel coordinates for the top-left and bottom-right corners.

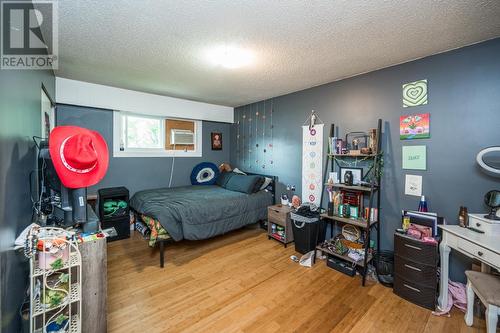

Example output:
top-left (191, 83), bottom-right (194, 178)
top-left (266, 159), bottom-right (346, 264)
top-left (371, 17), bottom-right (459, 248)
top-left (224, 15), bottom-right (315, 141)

top-left (339, 167), bottom-right (363, 185)
top-left (402, 145), bottom-right (426, 170)
top-left (211, 132), bottom-right (222, 150)
top-left (41, 86), bottom-right (55, 139)
top-left (400, 113), bottom-right (430, 140)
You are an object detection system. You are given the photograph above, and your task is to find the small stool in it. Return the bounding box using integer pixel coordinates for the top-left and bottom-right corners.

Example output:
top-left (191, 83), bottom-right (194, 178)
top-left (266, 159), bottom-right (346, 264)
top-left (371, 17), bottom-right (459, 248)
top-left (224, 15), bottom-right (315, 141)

top-left (465, 270), bottom-right (500, 333)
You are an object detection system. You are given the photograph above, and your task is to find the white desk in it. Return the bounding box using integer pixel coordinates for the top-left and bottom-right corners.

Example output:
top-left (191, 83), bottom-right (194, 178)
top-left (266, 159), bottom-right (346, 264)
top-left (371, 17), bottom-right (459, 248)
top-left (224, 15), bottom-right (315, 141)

top-left (438, 225), bottom-right (500, 310)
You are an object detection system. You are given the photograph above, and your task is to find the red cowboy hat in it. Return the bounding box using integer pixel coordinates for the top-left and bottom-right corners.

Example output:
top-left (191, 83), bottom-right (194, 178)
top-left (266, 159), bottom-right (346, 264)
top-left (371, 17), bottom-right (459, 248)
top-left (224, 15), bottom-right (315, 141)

top-left (49, 126), bottom-right (109, 189)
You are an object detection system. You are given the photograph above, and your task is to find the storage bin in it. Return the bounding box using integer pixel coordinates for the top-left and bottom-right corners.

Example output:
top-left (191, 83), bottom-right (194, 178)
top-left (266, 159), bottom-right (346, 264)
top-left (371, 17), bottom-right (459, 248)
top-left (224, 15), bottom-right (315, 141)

top-left (290, 212), bottom-right (325, 254)
top-left (37, 238), bottom-right (69, 270)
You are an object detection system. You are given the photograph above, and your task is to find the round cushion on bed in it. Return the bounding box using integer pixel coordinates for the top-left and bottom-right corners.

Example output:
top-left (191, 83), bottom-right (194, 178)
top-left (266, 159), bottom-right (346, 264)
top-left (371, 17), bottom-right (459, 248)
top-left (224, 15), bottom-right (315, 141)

top-left (191, 162), bottom-right (220, 185)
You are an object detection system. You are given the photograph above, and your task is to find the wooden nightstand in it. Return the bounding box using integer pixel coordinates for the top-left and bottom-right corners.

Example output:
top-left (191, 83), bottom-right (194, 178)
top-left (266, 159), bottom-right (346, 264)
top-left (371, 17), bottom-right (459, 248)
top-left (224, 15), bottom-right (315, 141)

top-left (267, 204), bottom-right (294, 247)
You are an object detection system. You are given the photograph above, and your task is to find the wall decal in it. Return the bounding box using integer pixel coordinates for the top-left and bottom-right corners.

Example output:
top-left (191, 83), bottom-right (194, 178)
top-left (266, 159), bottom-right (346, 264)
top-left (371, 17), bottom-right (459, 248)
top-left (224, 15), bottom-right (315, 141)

top-left (302, 124), bottom-right (324, 206)
top-left (400, 113), bottom-right (430, 140)
top-left (234, 99), bottom-right (275, 170)
top-left (403, 79), bottom-right (428, 107)
top-left (405, 174), bottom-right (423, 196)
top-left (402, 145), bottom-right (426, 170)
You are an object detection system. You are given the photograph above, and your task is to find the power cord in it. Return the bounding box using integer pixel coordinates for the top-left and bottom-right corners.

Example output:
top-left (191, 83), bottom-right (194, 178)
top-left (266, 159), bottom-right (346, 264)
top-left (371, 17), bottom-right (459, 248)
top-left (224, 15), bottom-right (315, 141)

top-left (168, 144), bottom-right (176, 188)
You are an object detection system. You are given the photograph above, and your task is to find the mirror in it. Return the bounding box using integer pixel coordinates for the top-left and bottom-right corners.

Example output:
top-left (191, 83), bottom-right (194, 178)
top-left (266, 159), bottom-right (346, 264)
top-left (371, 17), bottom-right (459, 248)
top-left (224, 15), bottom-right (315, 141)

top-left (477, 146), bottom-right (500, 176)
top-left (484, 190), bottom-right (500, 220)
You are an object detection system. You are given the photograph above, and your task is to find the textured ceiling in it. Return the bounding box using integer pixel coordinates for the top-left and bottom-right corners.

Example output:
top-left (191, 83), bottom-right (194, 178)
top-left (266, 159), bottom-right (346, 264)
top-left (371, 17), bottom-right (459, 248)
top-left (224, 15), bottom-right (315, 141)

top-left (56, 0), bottom-right (500, 107)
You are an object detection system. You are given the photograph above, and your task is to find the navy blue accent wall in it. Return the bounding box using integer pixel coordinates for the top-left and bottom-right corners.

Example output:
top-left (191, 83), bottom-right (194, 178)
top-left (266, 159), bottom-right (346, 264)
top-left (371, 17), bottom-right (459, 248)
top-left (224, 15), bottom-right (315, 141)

top-left (56, 104), bottom-right (231, 195)
top-left (0, 70), bottom-right (55, 332)
top-left (230, 38), bottom-right (500, 282)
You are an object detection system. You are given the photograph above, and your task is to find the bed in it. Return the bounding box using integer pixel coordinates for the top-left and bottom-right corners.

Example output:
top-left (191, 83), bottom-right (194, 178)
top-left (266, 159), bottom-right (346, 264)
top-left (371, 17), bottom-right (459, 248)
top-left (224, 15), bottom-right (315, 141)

top-left (130, 172), bottom-right (276, 267)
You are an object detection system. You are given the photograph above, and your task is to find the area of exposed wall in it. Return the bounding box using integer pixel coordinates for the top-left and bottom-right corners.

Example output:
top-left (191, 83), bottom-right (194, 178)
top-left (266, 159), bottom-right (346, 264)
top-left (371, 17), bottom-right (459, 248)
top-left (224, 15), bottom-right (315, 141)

top-left (56, 104), bottom-right (231, 195)
top-left (230, 38), bottom-right (500, 282)
top-left (0, 70), bottom-right (55, 332)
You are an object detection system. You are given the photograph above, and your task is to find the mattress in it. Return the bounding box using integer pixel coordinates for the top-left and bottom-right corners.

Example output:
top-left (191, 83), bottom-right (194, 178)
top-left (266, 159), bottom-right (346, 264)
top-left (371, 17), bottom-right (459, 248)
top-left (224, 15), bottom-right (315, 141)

top-left (130, 185), bottom-right (273, 242)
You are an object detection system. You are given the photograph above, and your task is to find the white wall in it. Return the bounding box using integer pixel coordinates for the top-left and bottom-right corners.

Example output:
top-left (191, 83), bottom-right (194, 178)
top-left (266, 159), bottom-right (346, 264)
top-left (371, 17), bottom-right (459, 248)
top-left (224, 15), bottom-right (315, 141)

top-left (55, 77), bottom-right (234, 123)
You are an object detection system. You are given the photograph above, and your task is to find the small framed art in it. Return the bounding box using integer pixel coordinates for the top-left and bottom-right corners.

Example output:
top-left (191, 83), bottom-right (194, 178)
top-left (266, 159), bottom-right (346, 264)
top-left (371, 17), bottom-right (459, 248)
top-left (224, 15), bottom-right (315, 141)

top-left (339, 167), bottom-right (363, 185)
top-left (211, 132), bottom-right (222, 150)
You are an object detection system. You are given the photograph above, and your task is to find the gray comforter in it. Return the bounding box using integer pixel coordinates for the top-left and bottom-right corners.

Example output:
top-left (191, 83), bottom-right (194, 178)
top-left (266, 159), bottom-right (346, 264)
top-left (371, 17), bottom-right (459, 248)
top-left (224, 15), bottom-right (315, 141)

top-left (130, 185), bottom-right (273, 241)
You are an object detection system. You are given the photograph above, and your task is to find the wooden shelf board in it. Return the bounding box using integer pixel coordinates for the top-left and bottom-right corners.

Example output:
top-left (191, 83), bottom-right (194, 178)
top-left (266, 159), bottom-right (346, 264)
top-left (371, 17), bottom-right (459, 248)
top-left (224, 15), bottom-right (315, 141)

top-left (328, 153), bottom-right (377, 158)
top-left (324, 183), bottom-right (378, 192)
top-left (320, 213), bottom-right (377, 228)
top-left (317, 243), bottom-right (373, 267)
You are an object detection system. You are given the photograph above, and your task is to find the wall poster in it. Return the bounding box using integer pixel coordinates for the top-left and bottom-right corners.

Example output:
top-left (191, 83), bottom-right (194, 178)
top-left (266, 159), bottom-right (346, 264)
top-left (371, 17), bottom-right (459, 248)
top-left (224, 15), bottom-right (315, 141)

top-left (302, 124), bottom-right (324, 206)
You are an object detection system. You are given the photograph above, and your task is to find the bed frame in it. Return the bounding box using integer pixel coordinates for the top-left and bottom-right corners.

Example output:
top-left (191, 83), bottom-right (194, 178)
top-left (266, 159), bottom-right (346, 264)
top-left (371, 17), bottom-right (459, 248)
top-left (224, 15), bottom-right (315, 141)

top-left (146, 172), bottom-right (278, 268)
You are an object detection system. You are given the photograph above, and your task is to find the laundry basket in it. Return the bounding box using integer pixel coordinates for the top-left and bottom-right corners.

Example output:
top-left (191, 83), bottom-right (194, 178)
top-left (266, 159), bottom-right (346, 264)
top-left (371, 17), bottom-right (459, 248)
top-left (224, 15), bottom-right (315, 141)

top-left (290, 212), bottom-right (325, 254)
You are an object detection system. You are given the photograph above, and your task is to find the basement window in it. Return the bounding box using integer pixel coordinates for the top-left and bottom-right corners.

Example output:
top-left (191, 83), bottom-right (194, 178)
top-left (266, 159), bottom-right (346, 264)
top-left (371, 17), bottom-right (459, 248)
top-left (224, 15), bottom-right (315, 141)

top-left (113, 111), bottom-right (202, 157)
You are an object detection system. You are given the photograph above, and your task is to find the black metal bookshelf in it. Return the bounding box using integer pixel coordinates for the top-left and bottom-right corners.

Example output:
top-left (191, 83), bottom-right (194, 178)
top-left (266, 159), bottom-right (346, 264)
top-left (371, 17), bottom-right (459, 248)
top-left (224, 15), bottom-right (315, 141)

top-left (314, 119), bottom-right (383, 286)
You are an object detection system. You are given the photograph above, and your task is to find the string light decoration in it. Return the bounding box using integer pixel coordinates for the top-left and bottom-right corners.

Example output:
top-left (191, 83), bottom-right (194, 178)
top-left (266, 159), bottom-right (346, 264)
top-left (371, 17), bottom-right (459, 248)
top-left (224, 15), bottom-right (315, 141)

top-left (235, 99), bottom-right (275, 170)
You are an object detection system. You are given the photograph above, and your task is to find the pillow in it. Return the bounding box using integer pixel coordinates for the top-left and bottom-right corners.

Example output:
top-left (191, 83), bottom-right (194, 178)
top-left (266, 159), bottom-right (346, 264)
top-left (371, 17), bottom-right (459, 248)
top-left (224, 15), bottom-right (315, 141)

top-left (260, 177), bottom-right (273, 191)
top-left (232, 168), bottom-right (247, 175)
top-left (225, 174), bottom-right (262, 194)
top-left (253, 176), bottom-right (266, 192)
top-left (216, 172), bottom-right (234, 187)
top-left (190, 162), bottom-right (220, 185)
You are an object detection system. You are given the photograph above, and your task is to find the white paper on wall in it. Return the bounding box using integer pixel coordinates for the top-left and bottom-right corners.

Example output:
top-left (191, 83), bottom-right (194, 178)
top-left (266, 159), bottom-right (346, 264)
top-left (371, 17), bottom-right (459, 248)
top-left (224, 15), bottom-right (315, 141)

top-left (405, 174), bottom-right (423, 196)
top-left (302, 124), bottom-right (324, 206)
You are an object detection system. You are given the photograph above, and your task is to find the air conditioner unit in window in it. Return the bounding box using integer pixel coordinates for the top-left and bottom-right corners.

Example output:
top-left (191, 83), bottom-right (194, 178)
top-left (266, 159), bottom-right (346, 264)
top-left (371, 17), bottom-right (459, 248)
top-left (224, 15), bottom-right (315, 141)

top-left (171, 129), bottom-right (194, 145)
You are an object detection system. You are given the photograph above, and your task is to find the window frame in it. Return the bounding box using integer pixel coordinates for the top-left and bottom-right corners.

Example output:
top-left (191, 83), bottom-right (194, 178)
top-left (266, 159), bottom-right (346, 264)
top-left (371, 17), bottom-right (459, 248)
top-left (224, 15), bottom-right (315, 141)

top-left (113, 111), bottom-right (203, 157)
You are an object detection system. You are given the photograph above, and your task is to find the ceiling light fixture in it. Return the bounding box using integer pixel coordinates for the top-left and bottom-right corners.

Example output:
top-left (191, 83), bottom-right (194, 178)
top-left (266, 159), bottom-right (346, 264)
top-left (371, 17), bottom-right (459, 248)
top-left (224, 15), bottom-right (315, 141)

top-left (206, 45), bottom-right (254, 69)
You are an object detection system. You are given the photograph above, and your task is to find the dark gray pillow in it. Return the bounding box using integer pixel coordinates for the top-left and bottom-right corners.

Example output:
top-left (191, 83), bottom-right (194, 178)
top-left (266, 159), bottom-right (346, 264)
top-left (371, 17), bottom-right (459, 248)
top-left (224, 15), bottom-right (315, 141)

top-left (216, 172), bottom-right (234, 187)
top-left (225, 174), bottom-right (262, 194)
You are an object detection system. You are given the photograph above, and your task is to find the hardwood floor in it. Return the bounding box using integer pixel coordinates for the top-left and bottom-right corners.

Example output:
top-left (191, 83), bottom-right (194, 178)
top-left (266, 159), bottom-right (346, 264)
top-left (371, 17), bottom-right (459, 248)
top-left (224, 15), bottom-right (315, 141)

top-left (107, 226), bottom-right (487, 333)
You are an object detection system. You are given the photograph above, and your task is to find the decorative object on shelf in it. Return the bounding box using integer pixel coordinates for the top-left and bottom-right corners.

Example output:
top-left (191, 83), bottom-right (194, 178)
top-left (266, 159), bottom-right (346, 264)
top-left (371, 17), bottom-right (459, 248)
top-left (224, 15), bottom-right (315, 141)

top-left (402, 79), bottom-right (428, 108)
top-left (327, 202), bottom-right (334, 216)
top-left (360, 147), bottom-right (371, 155)
top-left (340, 167), bottom-right (363, 185)
top-left (458, 206), bottom-right (469, 227)
top-left (302, 111), bottom-right (324, 206)
top-left (418, 195), bottom-right (428, 212)
top-left (350, 206), bottom-right (359, 219)
top-left (341, 190), bottom-right (363, 209)
top-left (336, 139), bottom-right (344, 154)
top-left (345, 132), bottom-right (368, 153)
top-left (368, 128), bottom-right (378, 154)
top-left (476, 146), bottom-right (500, 176)
top-left (343, 170), bottom-right (353, 186)
top-left (340, 203), bottom-right (351, 218)
top-left (333, 235), bottom-right (349, 255)
top-left (402, 145), bottom-right (426, 170)
top-left (333, 191), bottom-right (341, 215)
top-left (400, 113), bottom-right (430, 140)
top-left (404, 174), bottom-right (423, 196)
top-left (484, 190), bottom-right (500, 220)
top-left (211, 132), bottom-right (222, 150)
top-left (328, 172), bottom-right (338, 183)
top-left (342, 224), bottom-right (360, 241)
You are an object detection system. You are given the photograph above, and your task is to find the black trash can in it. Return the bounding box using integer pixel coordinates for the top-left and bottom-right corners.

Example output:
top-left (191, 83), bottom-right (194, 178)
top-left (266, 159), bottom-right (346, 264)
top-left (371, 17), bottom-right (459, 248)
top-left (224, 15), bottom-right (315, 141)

top-left (290, 211), bottom-right (325, 254)
top-left (375, 250), bottom-right (394, 287)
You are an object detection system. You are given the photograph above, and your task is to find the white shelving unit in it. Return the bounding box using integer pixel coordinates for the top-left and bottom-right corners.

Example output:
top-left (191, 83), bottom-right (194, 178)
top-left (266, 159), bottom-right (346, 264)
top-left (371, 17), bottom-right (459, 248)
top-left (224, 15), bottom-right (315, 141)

top-left (29, 227), bottom-right (82, 333)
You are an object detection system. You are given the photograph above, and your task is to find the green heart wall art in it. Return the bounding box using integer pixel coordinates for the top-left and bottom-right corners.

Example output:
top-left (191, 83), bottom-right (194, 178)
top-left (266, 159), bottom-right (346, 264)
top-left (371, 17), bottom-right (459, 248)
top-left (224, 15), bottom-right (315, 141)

top-left (402, 79), bottom-right (428, 107)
